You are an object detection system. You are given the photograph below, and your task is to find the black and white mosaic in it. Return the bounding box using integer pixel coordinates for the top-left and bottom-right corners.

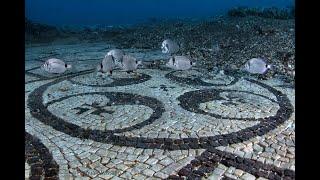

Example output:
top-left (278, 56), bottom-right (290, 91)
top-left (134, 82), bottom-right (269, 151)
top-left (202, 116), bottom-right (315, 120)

top-left (68, 71), bottom-right (151, 87)
top-left (178, 88), bottom-right (279, 121)
top-left (25, 132), bottom-right (59, 179)
top-left (169, 148), bottom-right (294, 179)
top-left (165, 69), bottom-right (240, 87)
top-left (25, 44), bottom-right (295, 179)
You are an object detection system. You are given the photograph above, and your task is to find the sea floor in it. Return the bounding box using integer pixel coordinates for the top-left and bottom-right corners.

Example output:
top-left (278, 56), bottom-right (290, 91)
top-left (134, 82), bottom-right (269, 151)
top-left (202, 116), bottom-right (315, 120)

top-left (25, 42), bottom-right (295, 180)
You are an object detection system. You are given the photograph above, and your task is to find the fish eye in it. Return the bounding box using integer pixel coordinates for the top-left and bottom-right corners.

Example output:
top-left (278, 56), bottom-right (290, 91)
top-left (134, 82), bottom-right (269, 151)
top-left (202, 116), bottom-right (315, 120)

top-left (65, 64), bottom-right (67, 68)
top-left (136, 60), bottom-right (138, 64)
top-left (100, 63), bottom-right (103, 69)
top-left (190, 61), bottom-right (193, 65)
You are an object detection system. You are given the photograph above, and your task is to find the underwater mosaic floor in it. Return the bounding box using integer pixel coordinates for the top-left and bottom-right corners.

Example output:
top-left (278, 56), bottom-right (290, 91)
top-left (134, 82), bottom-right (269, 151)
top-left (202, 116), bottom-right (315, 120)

top-left (25, 42), bottom-right (295, 180)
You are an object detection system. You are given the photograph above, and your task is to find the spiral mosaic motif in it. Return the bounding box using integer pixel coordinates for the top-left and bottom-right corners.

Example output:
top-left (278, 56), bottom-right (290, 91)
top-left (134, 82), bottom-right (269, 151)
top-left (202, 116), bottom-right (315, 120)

top-left (25, 44), bottom-right (295, 179)
top-left (165, 69), bottom-right (240, 87)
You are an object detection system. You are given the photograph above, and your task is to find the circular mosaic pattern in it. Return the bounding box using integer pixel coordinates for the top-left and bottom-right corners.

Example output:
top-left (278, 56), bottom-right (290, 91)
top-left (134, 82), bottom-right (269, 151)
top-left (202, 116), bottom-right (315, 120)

top-left (26, 43), bottom-right (295, 180)
top-left (68, 71), bottom-right (151, 87)
top-left (46, 92), bottom-right (162, 132)
top-left (178, 89), bottom-right (279, 121)
top-left (165, 69), bottom-right (240, 87)
top-left (28, 71), bottom-right (293, 150)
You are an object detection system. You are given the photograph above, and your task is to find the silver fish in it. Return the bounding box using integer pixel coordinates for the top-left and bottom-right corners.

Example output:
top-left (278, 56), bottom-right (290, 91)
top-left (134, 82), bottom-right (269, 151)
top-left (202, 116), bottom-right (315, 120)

top-left (161, 39), bottom-right (179, 54)
top-left (121, 55), bottom-right (142, 72)
top-left (41, 58), bottom-right (72, 74)
top-left (107, 49), bottom-right (125, 68)
top-left (244, 58), bottom-right (272, 74)
top-left (166, 56), bottom-right (195, 70)
top-left (97, 55), bottom-right (116, 74)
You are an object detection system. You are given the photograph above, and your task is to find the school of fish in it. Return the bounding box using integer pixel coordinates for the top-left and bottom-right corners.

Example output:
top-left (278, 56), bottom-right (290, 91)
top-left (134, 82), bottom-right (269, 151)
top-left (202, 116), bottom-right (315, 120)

top-left (41, 38), bottom-right (273, 78)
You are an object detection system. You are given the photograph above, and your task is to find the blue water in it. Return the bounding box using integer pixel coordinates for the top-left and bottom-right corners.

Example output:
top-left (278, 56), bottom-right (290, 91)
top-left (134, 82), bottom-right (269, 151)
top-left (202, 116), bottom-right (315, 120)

top-left (26, 0), bottom-right (294, 27)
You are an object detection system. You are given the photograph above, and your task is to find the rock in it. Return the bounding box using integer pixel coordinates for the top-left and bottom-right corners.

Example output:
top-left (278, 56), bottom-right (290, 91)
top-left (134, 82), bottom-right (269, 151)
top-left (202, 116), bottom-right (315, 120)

top-left (241, 173), bottom-right (256, 180)
top-left (207, 173), bottom-right (223, 180)
top-left (234, 169), bottom-right (244, 177)
top-left (253, 144), bottom-right (263, 152)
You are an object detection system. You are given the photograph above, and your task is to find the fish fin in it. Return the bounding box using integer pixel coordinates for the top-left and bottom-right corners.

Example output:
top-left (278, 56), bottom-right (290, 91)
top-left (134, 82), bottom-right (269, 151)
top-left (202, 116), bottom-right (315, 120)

top-left (41, 63), bottom-right (47, 70)
top-left (111, 56), bottom-right (115, 63)
top-left (166, 44), bottom-right (169, 50)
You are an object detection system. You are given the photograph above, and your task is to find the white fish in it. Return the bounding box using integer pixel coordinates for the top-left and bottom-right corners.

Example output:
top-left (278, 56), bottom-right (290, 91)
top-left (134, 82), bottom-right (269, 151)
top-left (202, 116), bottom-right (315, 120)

top-left (244, 58), bottom-right (272, 74)
top-left (120, 55), bottom-right (142, 72)
top-left (97, 55), bottom-right (116, 74)
top-left (166, 56), bottom-right (195, 70)
top-left (41, 58), bottom-right (72, 74)
top-left (107, 49), bottom-right (125, 67)
top-left (161, 39), bottom-right (179, 54)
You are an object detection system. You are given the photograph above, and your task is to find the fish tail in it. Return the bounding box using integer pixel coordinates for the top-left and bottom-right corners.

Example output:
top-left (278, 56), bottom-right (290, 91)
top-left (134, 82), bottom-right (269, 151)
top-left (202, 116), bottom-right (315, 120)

top-left (41, 63), bottom-right (47, 70)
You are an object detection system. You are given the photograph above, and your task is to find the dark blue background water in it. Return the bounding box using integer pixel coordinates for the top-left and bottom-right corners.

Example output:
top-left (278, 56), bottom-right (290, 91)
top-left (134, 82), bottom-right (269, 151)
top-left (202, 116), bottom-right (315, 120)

top-left (26, 0), bottom-right (294, 27)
